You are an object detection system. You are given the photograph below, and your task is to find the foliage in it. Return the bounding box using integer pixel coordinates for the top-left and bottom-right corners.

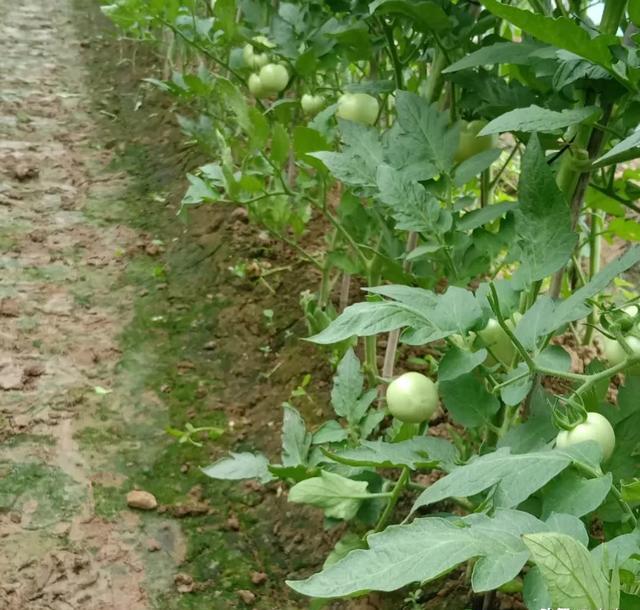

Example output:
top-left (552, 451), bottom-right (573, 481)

top-left (102, 0), bottom-right (640, 606)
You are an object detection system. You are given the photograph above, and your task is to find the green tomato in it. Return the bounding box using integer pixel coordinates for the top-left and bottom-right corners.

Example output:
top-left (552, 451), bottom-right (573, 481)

top-left (477, 315), bottom-right (520, 366)
top-left (259, 63), bottom-right (289, 93)
top-left (242, 36), bottom-right (273, 69)
top-left (556, 412), bottom-right (616, 461)
top-left (248, 73), bottom-right (266, 98)
top-left (336, 93), bottom-right (379, 125)
top-left (386, 372), bottom-right (438, 424)
top-left (454, 120), bottom-right (497, 163)
top-left (601, 334), bottom-right (640, 373)
top-left (301, 93), bottom-right (324, 115)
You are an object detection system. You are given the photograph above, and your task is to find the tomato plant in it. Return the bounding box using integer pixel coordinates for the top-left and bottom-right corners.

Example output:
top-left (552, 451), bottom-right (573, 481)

top-left (102, 0), bottom-right (640, 607)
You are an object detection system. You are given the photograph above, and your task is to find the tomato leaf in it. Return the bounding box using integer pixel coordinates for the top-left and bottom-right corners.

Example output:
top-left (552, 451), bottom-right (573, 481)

top-left (510, 135), bottom-right (577, 287)
top-left (288, 509), bottom-right (571, 597)
top-left (453, 148), bottom-right (503, 186)
top-left (201, 452), bottom-right (275, 484)
top-left (479, 105), bottom-right (600, 135)
top-left (438, 346), bottom-right (487, 382)
top-left (481, 0), bottom-right (615, 69)
top-left (369, 0), bottom-right (449, 32)
top-left (523, 532), bottom-right (617, 610)
top-left (439, 372), bottom-right (500, 427)
top-left (282, 404), bottom-right (312, 467)
top-left (541, 470), bottom-right (613, 518)
top-left (443, 40), bottom-right (544, 73)
top-left (593, 128), bottom-right (640, 168)
top-left (323, 436), bottom-right (457, 471)
top-left (411, 447), bottom-right (574, 512)
top-left (331, 349), bottom-right (376, 425)
top-left (288, 471), bottom-right (372, 520)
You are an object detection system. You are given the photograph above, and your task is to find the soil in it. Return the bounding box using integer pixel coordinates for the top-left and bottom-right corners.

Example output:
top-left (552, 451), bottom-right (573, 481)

top-left (0, 0), bottom-right (338, 609)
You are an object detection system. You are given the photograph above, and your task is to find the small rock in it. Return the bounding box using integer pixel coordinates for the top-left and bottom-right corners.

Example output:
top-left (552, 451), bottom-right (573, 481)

top-left (0, 298), bottom-right (20, 317)
top-left (146, 538), bottom-right (161, 552)
top-left (174, 572), bottom-right (194, 594)
top-left (230, 207), bottom-right (249, 223)
top-left (203, 340), bottom-right (217, 351)
top-left (126, 490), bottom-right (158, 511)
top-left (237, 589), bottom-right (256, 605)
top-left (250, 571), bottom-right (267, 586)
top-left (226, 514), bottom-right (240, 531)
top-left (13, 164), bottom-right (39, 181)
top-left (0, 360), bottom-right (24, 391)
top-left (180, 464), bottom-right (189, 473)
top-left (9, 512), bottom-right (21, 524)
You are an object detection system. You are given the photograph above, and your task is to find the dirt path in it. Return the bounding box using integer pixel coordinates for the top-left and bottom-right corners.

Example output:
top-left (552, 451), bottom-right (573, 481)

top-left (0, 1), bottom-right (183, 608)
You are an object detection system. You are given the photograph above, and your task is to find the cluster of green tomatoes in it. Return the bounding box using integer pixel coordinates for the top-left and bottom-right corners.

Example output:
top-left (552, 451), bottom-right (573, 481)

top-left (385, 309), bottom-right (635, 463)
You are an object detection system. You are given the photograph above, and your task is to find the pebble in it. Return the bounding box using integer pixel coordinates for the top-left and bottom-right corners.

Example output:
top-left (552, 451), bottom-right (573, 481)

top-left (126, 490), bottom-right (158, 510)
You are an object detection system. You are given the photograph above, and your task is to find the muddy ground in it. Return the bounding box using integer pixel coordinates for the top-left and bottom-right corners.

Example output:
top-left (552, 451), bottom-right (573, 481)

top-left (0, 1), bottom-right (349, 609)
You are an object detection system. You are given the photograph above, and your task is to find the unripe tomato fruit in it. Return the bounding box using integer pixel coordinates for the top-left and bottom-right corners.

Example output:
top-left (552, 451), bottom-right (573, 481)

top-left (600, 334), bottom-right (640, 373)
top-left (386, 372), bottom-right (438, 424)
top-left (555, 412), bottom-right (616, 461)
top-left (248, 73), bottom-right (266, 97)
top-left (477, 315), bottom-right (520, 366)
top-left (301, 93), bottom-right (324, 115)
top-left (259, 63), bottom-right (289, 93)
top-left (336, 93), bottom-right (379, 125)
top-left (454, 120), bottom-right (497, 163)
top-left (242, 35), bottom-right (273, 69)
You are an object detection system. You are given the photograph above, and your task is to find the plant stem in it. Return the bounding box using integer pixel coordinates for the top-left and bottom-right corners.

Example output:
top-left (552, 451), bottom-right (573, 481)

top-left (583, 209), bottom-right (603, 345)
top-left (381, 19), bottom-right (403, 90)
top-left (373, 467), bottom-right (409, 533)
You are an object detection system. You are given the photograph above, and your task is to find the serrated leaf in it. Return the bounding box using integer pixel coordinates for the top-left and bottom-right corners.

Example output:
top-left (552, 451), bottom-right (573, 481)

top-left (310, 120), bottom-right (382, 188)
top-left (479, 105), bottom-right (600, 135)
top-left (591, 529), bottom-right (640, 571)
top-left (331, 349), bottom-right (365, 423)
top-left (523, 532), bottom-right (616, 610)
top-left (368, 0), bottom-right (449, 32)
top-left (388, 91), bottom-right (458, 180)
top-left (202, 452), bottom-right (274, 484)
top-left (411, 447), bottom-right (572, 512)
top-left (309, 285), bottom-right (483, 346)
top-left (324, 436), bottom-right (457, 470)
top-left (511, 135), bottom-right (577, 287)
top-left (270, 122), bottom-right (290, 166)
top-left (287, 509), bottom-right (555, 598)
top-left (312, 420), bottom-right (349, 445)
top-left (482, 0), bottom-right (614, 69)
top-left (376, 164), bottom-right (451, 233)
top-left (444, 41), bottom-right (544, 73)
top-left (500, 364), bottom-right (532, 407)
top-left (288, 470), bottom-right (372, 520)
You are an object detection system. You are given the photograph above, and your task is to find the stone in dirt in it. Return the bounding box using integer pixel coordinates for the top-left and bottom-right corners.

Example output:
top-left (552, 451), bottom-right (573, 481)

top-left (126, 490), bottom-right (158, 511)
top-left (250, 571), bottom-right (267, 586)
top-left (237, 589), bottom-right (256, 604)
top-left (0, 359), bottom-right (24, 390)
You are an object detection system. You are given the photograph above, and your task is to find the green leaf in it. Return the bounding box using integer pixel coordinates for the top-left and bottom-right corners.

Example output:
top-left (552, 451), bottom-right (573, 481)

top-left (498, 385), bottom-right (557, 453)
top-left (331, 349), bottom-right (375, 425)
top-left (541, 470), bottom-right (612, 518)
top-left (457, 201), bottom-right (518, 231)
top-left (310, 120), bottom-right (382, 188)
top-left (535, 345), bottom-right (572, 371)
top-left (324, 436), bottom-right (457, 470)
top-left (479, 105), bottom-right (600, 135)
top-left (515, 247), bottom-right (640, 349)
top-left (438, 346), bottom-right (487, 382)
top-left (453, 148), bottom-right (503, 186)
top-left (389, 91), bottom-right (458, 180)
top-left (323, 532), bottom-right (367, 568)
top-left (482, 0), bottom-right (614, 69)
top-left (288, 470), bottom-right (373, 520)
top-left (312, 421), bottom-right (349, 445)
top-left (293, 126), bottom-right (330, 171)
top-left (182, 173), bottom-right (220, 206)
top-left (270, 122), bottom-right (290, 167)
top-left (510, 134), bottom-right (577, 287)
top-left (591, 529), bottom-right (640, 571)
top-left (594, 129), bottom-right (640, 168)
top-left (309, 285), bottom-right (483, 346)
top-left (282, 404), bottom-right (312, 467)
top-left (411, 447), bottom-right (573, 512)
top-left (523, 532), bottom-right (617, 610)
top-left (443, 41), bottom-right (544, 73)
top-left (500, 364), bottom-right (532, 407)
top-left (439, 373), bottom-right (500, 427)
top-left (287, 509), bottom-right (555, 597)
top-left (202, 452), bottom-right (274, 484)
top-left (523, 567), bottom-right (552, 610)
top-left (376, 165), bottom-right (451, 233)
top-left (368, 0), bottom-right (449, 31)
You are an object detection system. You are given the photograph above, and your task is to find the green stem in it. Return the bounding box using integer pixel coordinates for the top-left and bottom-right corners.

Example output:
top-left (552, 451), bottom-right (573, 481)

top-left (381, 19), bottom-right (403, 90)
top-left (373, 468), bottom-right (409, 533)
top-left (583, 210), bottom-right (603, 345)
top-left (600, 0), bottom-right (627, 34)
top-left (424, 47), bottom-right (446, 104)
